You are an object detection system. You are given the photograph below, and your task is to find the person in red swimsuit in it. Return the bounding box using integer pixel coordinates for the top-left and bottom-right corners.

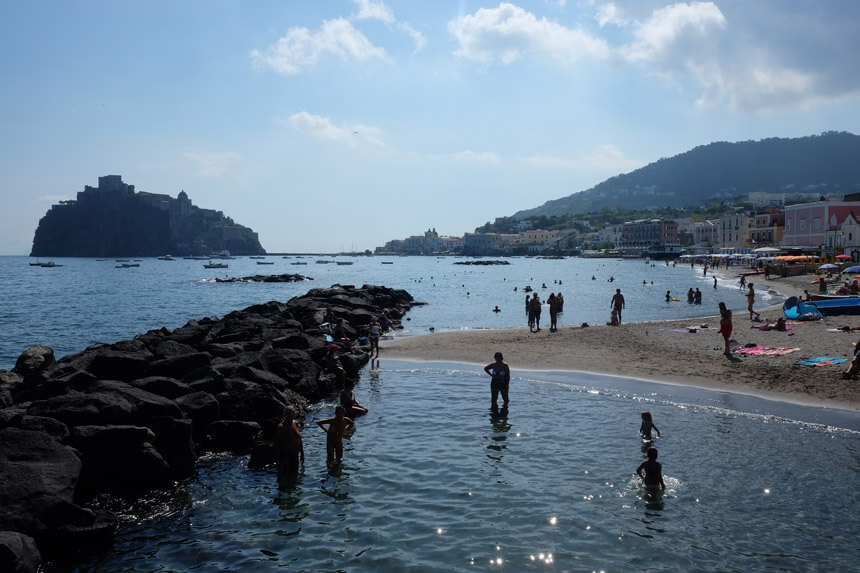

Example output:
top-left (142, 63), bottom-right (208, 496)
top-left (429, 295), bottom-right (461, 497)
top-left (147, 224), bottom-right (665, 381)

top-left (718, 301), bottom-right (733, 356)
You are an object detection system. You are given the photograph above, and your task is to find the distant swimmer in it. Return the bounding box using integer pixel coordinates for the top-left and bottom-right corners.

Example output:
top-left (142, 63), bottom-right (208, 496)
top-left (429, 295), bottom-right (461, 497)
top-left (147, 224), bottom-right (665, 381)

top-left (493, 305), bottom-right (501, 312)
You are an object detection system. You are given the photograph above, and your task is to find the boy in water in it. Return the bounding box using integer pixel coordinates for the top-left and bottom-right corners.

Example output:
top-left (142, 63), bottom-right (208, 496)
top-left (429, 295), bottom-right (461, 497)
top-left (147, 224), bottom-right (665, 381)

top-left (275, 406), bottom-right (305, 477)
top-left (639, 411), bottom-right (661, 440)
top-left (637, 447), bottom-right (666, 491)
top-left (317, 405), bottom-right (354, 461)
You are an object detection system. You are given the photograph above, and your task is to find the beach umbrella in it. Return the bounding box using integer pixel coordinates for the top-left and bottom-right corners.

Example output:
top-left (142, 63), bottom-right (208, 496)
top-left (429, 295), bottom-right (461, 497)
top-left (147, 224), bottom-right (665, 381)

top-left (843, 266), bottom-right (860, 273)
top-left (818, 263), bottom-right (839, 270)
top-left (836, 254), bottom-right (852, 259)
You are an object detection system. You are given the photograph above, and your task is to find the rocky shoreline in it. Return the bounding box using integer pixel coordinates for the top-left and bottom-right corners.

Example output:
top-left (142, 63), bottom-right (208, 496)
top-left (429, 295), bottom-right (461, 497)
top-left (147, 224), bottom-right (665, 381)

top-left (0, 284), bottom-right (419, 571)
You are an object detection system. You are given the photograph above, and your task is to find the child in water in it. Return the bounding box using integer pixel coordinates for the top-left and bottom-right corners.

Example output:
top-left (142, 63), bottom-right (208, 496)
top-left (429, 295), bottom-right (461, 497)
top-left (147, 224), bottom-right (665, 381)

top-left (317, 405), bottom-right (354, 461)
top-left (340, 379), bottom-right (369, 418)
top-left (640, 411), bottom-right (661, 440)
top-left (637, 446), bottom-right (666, 491)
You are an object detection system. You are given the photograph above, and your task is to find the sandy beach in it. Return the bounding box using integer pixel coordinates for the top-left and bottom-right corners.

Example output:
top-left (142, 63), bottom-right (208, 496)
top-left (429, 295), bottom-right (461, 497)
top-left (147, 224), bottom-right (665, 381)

top-left (382, 271), bottom-right (860, 411)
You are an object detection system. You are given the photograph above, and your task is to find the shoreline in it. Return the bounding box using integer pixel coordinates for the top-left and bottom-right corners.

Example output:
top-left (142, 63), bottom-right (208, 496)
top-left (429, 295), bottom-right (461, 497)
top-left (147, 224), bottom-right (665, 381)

top-left (382, 271), bottom-right (860, 412)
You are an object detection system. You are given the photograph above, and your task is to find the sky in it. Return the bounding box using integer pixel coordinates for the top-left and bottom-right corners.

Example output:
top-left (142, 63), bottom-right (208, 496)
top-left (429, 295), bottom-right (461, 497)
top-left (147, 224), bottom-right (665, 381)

top-left (1, 1), bottom-right (859, 254)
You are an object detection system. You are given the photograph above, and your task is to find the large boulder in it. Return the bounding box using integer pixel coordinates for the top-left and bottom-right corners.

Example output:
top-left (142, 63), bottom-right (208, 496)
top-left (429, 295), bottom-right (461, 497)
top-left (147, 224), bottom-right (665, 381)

top-left (175, 391), bottom-right (220, 442)
top-left (147, 416), bottom-right (196, 480)
top-left (68, 425), bottom-right (171, 492)
top-left (85, 350), bottom-right (151, 381)
top-left (148, 352), bottom-right (212, 379)
top-left (26, 380), bottom-right (181, 427)
top-left (0, 531), bottom-right (41, 573)
top-left (129, 376), bottom-right (192, 400)
top-left (206, 420), bottom-right (261, 453)
top-left (0, 428), bottom-right (82, 534)
top-left (215, 378), bottom-right (291, 434)
top-left (12, 345), bottom-right (56, 376)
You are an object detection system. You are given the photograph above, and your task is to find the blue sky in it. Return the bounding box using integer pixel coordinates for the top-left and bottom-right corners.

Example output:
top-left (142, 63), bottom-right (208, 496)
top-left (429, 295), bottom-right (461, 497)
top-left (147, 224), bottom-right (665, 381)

top-left (2, 1), bottom-right (859, 254)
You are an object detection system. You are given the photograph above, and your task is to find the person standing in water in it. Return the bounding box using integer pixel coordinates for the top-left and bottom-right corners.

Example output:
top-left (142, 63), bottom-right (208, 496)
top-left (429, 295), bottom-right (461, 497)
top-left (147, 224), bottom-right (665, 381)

top-left (637, 447), bottom-right (666, 492)
top-left (484, 352), bottom-right (510, 409)
top-left (610, 288), bottom-right (625, 324)
top-left (640, 411), bottom-right (661, 440)
top-left (275, 406), bottom-right (305, 477)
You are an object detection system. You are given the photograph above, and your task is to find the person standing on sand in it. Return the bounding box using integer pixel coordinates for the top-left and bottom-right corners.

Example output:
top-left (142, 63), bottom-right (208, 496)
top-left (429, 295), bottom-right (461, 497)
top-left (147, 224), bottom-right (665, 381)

top-left (611, 288), bottom-right (625, 324)
top-left (484, 352), bottom-right (510, 409)
top-left (529, 293), bottom-right (542, 332)
top-left (719, 301), bottom-right (733, 355)
top-left (747, 284), bottom-right (760, 320)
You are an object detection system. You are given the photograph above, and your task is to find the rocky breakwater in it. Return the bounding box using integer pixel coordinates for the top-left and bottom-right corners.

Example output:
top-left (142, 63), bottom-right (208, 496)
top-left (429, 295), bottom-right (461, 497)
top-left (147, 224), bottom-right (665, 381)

top-left (0, 284), bottom-right (419, 571)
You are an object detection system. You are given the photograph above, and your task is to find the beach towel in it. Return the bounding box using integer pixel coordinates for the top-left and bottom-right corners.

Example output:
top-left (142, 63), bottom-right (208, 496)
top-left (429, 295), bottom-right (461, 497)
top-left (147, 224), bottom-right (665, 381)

top-left (796, 357), bottom-right (848, 367)
top-left (735, 346), bottom-right (801, 356)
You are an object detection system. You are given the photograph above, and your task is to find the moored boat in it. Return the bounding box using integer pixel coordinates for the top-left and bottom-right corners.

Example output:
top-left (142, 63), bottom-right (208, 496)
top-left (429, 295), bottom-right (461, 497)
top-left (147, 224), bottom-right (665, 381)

top-left (204, 262), bottom-right (228, 269)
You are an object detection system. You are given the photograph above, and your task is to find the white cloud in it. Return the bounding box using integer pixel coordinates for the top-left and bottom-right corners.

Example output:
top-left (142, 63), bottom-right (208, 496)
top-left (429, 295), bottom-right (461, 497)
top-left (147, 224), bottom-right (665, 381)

top-left (448, 2), bottom-right (611, 64)
top-left (595, 3), bottom-right (629, 27)
top-left (353, 0), bottom-right (395, 24)
top-left (183, 151), bottom-right (242, 178)
top-left (285, 112), bottom-right (386, 147)
top-left (520, 144), bottom-right (644, 172)
top-left (251, 18), bottom-right (389, 75)
top-left (620, 1), bottom-right (726, 64)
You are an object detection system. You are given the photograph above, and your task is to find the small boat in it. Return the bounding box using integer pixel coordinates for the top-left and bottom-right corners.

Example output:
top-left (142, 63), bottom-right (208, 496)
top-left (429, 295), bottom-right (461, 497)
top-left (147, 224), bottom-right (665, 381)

top-left (316, 260), bottom-right (334, 264)
top-left (158, 255), bottom-right (176, 261)
top-left (204, 262), bottom-right (228, 269)
top-left (256, 261), bottom-right (275, 265)
top-left (38, 261), bottom-right (62, 267)
top-left (290, 262), bottom-right (308, 265)
top-left (381, 261), bottom-right (394, 264)
top-left (115, 259), bottom-right (130, 262)
top-left (808, 294), bottom-right (860, 301)
top-left (249, 256), bottom-right (265, 259)
top-left (336, 261), bottom-right (354, 265)
top-left (808, 297), bottom-right (860, 316)
top-left (116, 263), bottom-right (140, 268)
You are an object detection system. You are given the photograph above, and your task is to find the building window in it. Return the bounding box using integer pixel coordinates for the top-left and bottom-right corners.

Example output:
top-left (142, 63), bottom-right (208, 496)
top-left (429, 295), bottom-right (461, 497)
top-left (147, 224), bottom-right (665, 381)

top-left (814, 217), bottom-right (821, 230)
top-left (799, 219), bottom-right (807, 231)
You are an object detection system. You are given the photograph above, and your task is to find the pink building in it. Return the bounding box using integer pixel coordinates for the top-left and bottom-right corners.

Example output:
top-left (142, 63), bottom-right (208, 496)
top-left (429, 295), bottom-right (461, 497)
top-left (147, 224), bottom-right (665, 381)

top-left (783, 201), bottom-right (860, 248)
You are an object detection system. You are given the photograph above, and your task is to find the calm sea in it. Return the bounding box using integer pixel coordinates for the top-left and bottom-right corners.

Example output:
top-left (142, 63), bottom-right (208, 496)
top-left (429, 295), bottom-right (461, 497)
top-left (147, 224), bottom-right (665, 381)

top-left (1, 255), bottom-right (778, 370)
top-left (2, 256), bottom-right (856, 572)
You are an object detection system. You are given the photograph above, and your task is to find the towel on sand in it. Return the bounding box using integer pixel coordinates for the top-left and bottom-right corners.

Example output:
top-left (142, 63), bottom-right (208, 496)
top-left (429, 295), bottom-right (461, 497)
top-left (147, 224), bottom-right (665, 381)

top-left (735, 346), bottom-right (801, 356)
top-left (796, 357), bottom-right (848, 367)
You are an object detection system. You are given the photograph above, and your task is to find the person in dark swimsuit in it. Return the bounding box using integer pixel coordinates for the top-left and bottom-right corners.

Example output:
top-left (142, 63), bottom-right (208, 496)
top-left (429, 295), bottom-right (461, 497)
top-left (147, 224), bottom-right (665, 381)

top-left (484, 352), bottom-right (511, 409)
top-left (637, 447), bottom-right (665, 492)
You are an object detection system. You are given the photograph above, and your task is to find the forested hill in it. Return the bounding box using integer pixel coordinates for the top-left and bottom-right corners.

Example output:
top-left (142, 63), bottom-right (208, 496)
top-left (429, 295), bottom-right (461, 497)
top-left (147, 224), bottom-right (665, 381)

top-left (512, 132), bottom-right (860, 219)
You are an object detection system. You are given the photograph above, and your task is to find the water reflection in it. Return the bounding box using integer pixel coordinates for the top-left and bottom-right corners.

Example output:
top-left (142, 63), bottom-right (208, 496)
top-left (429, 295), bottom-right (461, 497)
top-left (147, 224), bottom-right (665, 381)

top-left (486, 406), bottom-right (511, 461)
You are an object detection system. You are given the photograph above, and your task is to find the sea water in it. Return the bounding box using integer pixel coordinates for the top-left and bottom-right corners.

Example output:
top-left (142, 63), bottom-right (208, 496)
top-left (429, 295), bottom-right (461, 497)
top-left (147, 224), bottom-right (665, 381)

top-left (1, 255), bottom-right (777, 369)
top-left (62, 362), bottom-right (858, 572)
top-left (3, 255), bottom-right (854, 572)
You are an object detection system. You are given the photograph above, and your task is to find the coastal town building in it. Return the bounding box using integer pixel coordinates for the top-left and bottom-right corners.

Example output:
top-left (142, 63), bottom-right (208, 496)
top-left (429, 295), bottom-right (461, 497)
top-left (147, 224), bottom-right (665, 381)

top-left (782, 200), bottom-right (860, 248)
top-left (719, 212), bottom-right (751, 250)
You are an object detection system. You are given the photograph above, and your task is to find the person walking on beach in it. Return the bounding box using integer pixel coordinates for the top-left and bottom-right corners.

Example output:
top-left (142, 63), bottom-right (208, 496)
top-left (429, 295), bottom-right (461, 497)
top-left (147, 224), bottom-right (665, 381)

top-left (525, 295), bottom-right (532, 329)
top-left (529, 293), bottom-right (542, 332)
top-left (611, 288), bottom-right (625, 324)
top-left (718, 301), bottom-right (733, 355)
top-left (747, 284), bottom-right (760, 320)
top-left (275, 406), bottom-right (305, 477)
top-left (637, 447), bottom-right (666, 492)
top-left (739, 275), bottom-right (746, 289)
top-left (317, 405), bottom-right (354, 461)
top-left (484, 352), bottom-right (510, 409)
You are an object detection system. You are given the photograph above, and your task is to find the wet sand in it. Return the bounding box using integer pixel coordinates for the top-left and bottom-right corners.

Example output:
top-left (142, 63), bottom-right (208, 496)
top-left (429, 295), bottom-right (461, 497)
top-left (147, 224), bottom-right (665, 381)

top-left (381, 271), bottom-right (860, 411)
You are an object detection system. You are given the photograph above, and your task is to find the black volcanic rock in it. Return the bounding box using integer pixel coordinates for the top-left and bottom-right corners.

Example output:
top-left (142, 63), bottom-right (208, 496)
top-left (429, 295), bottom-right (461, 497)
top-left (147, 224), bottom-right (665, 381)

top-left (30, 175), bottom-right (265, 257)
top-left (0, 284), bottom-right (420, 562)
